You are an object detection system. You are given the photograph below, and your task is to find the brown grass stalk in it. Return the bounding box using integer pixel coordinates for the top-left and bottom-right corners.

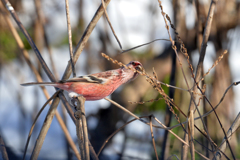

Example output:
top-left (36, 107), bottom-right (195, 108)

top-left (149, 116), bottom-right (159, 160)
top-left (101, 0), bottom-right (122, 50)
top-left (65, 0), bottom-right (76, 77)
top-left (74, 96), bottom-right (89, 160)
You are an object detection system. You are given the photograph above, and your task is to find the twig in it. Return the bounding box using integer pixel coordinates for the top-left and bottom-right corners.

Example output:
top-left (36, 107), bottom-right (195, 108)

top-left (167, 154), bottom-right (179, 160)
top-left (74, 96), bottom-right (89, 160)
top-left (213, 112), bottom-right (240, 160)
top-left (105, 97), bottom-right (176, 130)
top-left (104, 98), bottom-right (147, 124)
top-left (101, 0), bottom-right (122, 50)
top-left (188, 110), bottom-right (195, 159)
top-left (120, 39), bottom-right (170, 54)
top-left (149, 116), bottom-right (159, 160)
top-left (97, 116), bottom-right (147, 156)
top-left (56, 108), bottom-right (81, 160)
top-left (65, 0), bottom-right (76, 77)
top-left (128, 97), bottom-right (163, 104)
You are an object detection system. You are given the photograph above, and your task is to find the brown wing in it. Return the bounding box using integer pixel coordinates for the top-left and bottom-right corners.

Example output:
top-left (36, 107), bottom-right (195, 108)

top-left (60, 70), bottom-right (118, 84)
top-left (60, 75), bottom-right (103, 84)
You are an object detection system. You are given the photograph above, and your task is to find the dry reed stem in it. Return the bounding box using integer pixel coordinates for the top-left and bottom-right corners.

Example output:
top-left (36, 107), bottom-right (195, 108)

top-left (165, 14), bottom-right (194, 79)
top-left (74, 96), bottom-right (89, 160)
top-left (199, 50), bottom-right (228, 83)
top-left (104, 98), bottom-right (175, 130)
top-left (56, 107), bottom-right (81, 160)
top-left (149, 116), bottom-right (159, 160)
top-left (65, 0), bottom-right (76, 77)
top-left (101, 0), bottom-right (122, 49)
top-left (188, 110), bottom-right (195, 159)
top-left (128, 97), bottom-right (163, 104)
top-left (97, 116), bottom-right (149, 156)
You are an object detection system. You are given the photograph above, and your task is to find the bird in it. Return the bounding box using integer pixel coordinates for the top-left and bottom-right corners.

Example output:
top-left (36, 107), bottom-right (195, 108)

top-left (21, 61), bottom-right (143, 101)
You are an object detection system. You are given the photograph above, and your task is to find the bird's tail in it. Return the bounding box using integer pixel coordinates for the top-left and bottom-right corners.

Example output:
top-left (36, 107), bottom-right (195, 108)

top-left (21, 82), bottom-right (57, 86)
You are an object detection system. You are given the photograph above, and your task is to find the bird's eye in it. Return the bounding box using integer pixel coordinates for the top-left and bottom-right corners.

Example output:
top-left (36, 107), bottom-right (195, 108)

top-left (136, 65), bottom-right (143, 71)
top-left (131, 61), bottom-right (136, 65)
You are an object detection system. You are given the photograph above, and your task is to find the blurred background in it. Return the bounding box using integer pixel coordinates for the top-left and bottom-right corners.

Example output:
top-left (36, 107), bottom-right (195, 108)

top-left (0, 0), bottom-right (240, 159)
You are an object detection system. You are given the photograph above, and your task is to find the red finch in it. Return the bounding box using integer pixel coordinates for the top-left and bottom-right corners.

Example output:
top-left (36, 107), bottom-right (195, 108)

top-left (21, 61), bottom-right (143, 100)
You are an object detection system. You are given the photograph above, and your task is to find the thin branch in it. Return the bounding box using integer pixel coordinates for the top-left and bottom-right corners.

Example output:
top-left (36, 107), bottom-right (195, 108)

top-left (74, 96), bottom-right (89, 160)
top-left (101, 0), bottom-right (122, 49)
top-left (149, 116), bottom-right (159, 160)
top-left (188, 110), bottom-right (195, 159)
top-left (65, 0), bottom-right (76, 77)
top-left (120, 39), bottom-right (170, 54)
top-left (97, 116), bottom-right (146, 156)
top-left (56, 108), bottom-right (81, 160)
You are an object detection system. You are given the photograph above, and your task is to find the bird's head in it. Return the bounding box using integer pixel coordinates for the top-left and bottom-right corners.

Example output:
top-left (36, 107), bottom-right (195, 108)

top-left (127, 61), bottom-right (143, 72)
top-left (122, 61), bottom-right (143, 82)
